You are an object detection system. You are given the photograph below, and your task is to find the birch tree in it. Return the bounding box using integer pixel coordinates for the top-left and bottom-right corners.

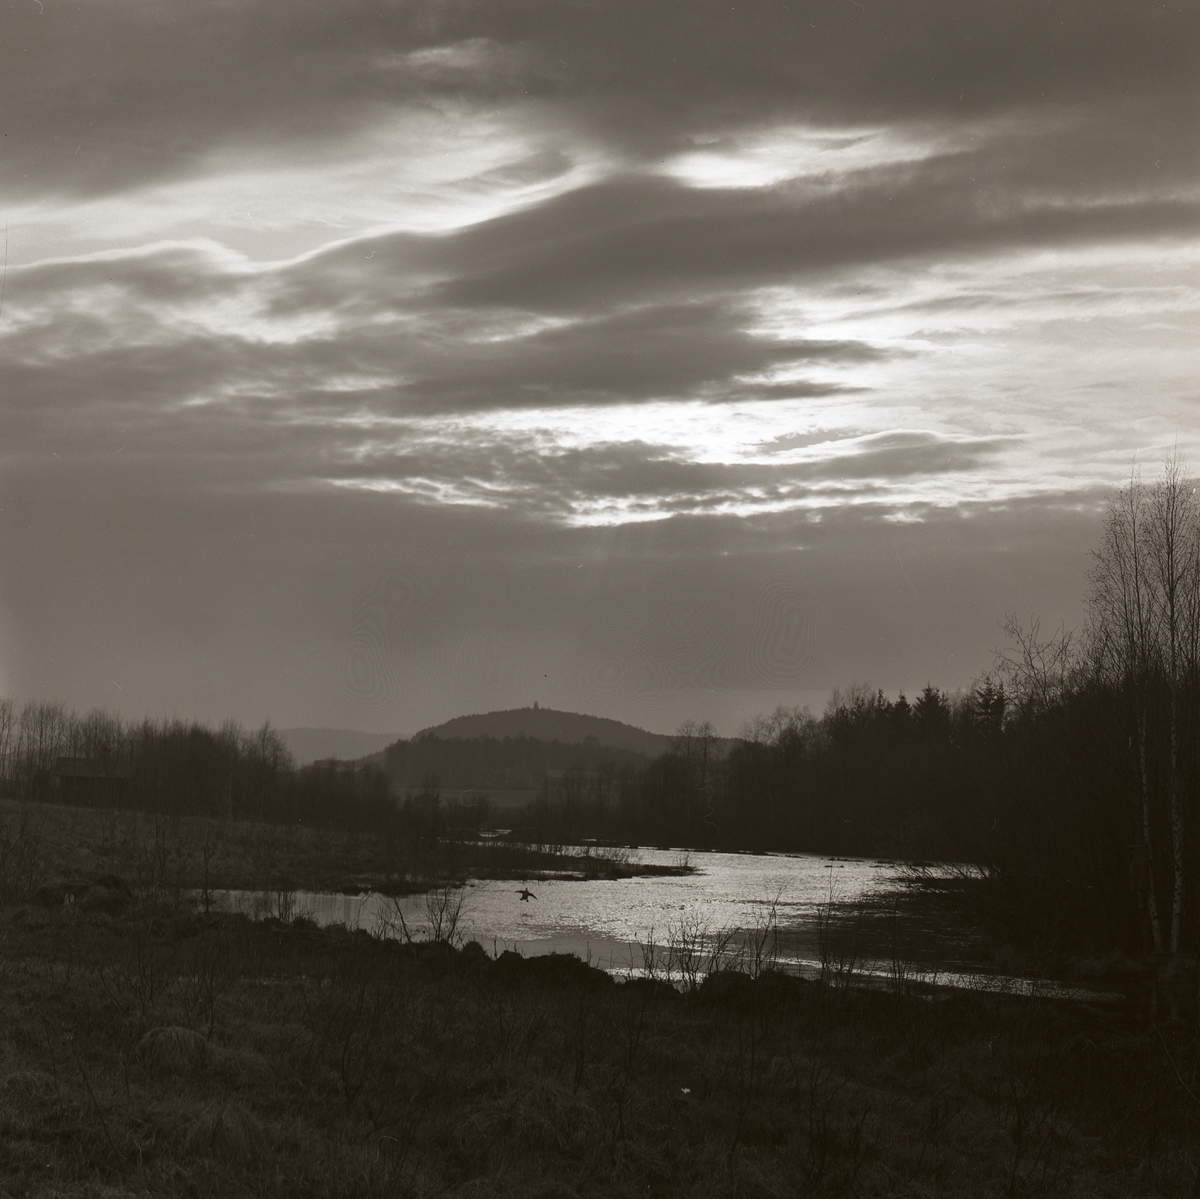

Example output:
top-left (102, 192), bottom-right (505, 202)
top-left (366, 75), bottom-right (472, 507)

top-left (1089, 457), bottom-right (1200, 957)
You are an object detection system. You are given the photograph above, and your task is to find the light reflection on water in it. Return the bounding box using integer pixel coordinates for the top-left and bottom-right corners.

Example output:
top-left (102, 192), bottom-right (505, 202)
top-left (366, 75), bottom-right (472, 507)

top-left (213, 848), bottom-right (895, 967)
top-left (207, 850), bottom-right (1117, 1001)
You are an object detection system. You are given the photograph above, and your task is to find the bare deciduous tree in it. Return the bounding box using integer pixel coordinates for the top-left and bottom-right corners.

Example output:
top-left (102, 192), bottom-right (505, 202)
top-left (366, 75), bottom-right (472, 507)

top-left (1088, 456), bottom-right (1200, 959)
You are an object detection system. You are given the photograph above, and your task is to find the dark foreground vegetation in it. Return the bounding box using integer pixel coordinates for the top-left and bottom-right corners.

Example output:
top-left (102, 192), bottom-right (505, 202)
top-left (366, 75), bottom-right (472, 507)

top-left (3, 891), bottom-right (1200, 1199)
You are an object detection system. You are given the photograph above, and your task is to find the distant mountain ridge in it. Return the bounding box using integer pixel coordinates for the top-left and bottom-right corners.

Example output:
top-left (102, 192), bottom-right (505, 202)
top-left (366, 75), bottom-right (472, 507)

top-left (280, 727), bottom-right (400, 767)
top-left (412, 706), bottom-right (673, 758)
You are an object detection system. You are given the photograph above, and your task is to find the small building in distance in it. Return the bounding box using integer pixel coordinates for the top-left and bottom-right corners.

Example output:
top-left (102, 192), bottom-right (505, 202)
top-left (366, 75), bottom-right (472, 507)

top-left (52, 757), bottom-right (132, 807)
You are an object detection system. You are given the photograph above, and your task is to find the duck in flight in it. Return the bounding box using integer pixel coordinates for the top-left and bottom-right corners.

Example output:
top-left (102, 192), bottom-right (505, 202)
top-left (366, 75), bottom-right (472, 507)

top-left (517, 888), bottom-right (537, 902)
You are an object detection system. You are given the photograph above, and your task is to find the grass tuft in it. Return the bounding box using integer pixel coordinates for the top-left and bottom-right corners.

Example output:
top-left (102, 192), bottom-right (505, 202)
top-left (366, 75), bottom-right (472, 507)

top-left (183, 1100), bottom-right (268, 1162)
top-left (461, 1076), bottom-right (600, 1160)
top-left (0, 1069), bottom-right (58, 1100)
top-left (136, 1025), bottom-right (209, 1074)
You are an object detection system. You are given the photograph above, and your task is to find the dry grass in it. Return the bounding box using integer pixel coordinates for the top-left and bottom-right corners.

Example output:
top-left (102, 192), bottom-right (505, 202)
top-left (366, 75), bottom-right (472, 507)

top-left (0, 879), bottom-right (1196, 1197)
top-left (456, 1076), bottom-right (601, 1163)
top-left (135, 1025), bottom-right (209, 1074)
top-left (183, 1100), bottom-right (268, 1162)
top-left (0, 1069), bottom-right (59, 1101)
top-left (0, 797), bottom-right (681, 904)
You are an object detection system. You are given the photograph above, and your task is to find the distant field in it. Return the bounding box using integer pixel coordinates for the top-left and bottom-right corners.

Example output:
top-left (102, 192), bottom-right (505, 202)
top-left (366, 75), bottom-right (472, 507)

top-left (470, 788), bottom-right (542, 811)
top-left (0, 798), bottom-right (676, 898)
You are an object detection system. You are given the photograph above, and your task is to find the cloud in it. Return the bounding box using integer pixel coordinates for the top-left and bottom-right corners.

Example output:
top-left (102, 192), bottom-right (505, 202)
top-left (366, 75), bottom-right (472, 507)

top-left (369, 301), bottom-right (881, 413)
top-left (474, 0), bottom-right (1198, 135)
top-left (1, 0), bottom-right (466, 201)
top-left (4, 0), bottom-right (1193, 205)
top-left (416, 150), bottom-right (1198, 312)
top-left (322, 426), bottom-right (1012, 525)
top-left (3, 211), bottom-right (1195, 533)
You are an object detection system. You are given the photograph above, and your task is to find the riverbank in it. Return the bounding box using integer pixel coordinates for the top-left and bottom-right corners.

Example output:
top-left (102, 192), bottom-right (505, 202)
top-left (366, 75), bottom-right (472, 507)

top-left (823, 871), bottom-right (1159, 1013)
top-left (5, 798), bottom-right (1160, 1009)
top-left (0, 799), bottom-right (692, 901)
top-left (1, 899), bottom-right (1195, 1198)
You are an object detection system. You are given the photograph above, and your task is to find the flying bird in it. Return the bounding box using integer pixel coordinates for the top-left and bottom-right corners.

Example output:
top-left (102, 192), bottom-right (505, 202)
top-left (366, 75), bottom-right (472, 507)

top-left (517, 888), bottom-right (537, 902)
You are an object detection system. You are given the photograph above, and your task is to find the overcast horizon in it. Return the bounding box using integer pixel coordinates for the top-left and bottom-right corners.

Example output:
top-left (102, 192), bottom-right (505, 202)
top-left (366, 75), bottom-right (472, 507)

top-left (2, 0), bottom-right (1197, 739)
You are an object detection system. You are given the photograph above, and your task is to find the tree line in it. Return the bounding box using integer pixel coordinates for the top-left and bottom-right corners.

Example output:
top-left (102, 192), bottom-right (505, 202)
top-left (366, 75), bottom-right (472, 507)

top-left (0, 703), bottom-right (393, 831)
top-left (964, 458), bottom-right (1199, 961)
top-left (513, 684), bottom-right (1003, 863)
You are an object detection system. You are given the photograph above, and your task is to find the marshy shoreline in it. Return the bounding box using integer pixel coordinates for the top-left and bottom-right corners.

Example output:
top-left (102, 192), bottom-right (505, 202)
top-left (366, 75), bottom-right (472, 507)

top-left (0, 797), bottom-right (694, 899)
top-left (2, 895), bottom-right (1197, 1198)
top-left (5, 799), bottom-right (1200, 1196)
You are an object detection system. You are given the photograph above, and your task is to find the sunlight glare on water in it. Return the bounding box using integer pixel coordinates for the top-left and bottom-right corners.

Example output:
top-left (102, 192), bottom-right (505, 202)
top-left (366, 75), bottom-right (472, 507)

top-left (214, 849), bottom-right (898, 970)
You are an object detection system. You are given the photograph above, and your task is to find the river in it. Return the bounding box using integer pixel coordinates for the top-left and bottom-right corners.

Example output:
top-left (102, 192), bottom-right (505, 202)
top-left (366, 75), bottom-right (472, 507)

top-left (208, 848), bottom-right (1123, 1000)
top-left (214, 849), bottom-right (937, 977)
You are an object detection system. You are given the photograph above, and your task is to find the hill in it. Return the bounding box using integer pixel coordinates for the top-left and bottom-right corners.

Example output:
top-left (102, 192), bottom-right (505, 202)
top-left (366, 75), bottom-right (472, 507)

top-left (279, 727), bottom-right (400, 767)
top-left (412, 706), bottom-right (673, 758)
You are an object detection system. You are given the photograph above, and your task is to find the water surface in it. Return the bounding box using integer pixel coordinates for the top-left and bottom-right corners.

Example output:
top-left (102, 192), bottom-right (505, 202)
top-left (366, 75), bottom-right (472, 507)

top-left (209, 848), bottom-right (1122, 1001)
top-left (214, 848), bottom-right (897, 970)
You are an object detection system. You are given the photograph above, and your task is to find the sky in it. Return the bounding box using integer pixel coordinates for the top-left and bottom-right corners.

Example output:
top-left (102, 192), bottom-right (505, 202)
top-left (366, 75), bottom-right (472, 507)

top-left (2, 0), bottom-right (1197, 738)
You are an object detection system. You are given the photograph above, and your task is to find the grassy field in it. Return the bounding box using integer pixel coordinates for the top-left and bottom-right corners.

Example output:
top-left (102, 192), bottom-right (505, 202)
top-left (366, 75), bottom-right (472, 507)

top-left (2, 897), bottom-right (1198, 1198)
top-left (0, 799), bottom-right (685, 903)
top-left (3, 798), bottom-right (1199, 1197)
